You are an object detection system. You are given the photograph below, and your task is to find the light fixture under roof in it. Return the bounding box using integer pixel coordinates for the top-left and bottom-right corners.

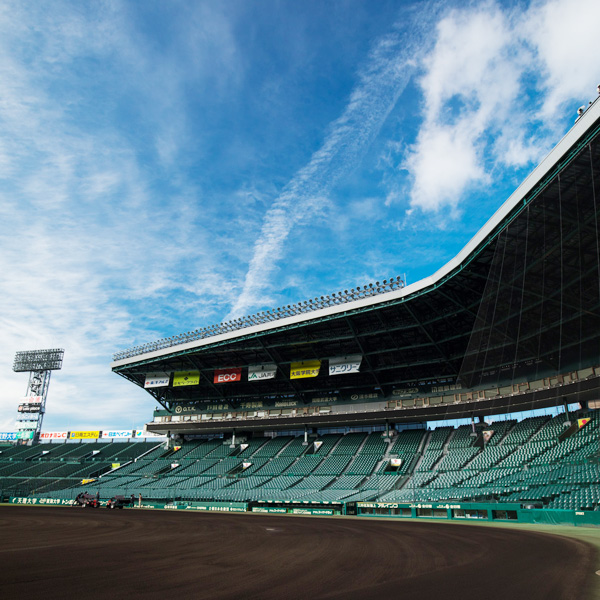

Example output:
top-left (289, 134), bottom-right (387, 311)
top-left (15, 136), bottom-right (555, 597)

top-left (112, 275), bottom-right (405, 360)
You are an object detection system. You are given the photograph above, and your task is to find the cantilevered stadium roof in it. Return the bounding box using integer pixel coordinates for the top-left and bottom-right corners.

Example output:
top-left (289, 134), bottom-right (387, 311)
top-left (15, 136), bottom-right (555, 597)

top-left (112, 96), bottom-right (600, 426)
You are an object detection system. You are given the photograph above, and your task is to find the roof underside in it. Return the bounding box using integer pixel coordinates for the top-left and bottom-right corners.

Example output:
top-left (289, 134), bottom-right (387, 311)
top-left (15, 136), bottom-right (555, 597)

top-left (114, 111), bottom-right (600, 421)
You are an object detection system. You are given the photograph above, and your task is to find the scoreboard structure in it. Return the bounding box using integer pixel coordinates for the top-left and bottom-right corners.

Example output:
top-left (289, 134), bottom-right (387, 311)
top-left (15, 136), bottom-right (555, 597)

top-left (112, 97), bottom-right (600, 437)
top-left (13, 349), bottom-right (64, 443)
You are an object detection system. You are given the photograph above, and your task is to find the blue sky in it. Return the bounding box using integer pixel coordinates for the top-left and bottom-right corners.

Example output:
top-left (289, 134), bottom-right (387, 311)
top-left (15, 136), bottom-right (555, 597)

top-left (0, 0), bottom-right (598, 432)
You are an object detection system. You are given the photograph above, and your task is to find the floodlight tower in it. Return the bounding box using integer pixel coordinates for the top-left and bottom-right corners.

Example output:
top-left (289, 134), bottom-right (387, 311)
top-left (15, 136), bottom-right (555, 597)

top-left (13, 349), bottom-right (64, 444)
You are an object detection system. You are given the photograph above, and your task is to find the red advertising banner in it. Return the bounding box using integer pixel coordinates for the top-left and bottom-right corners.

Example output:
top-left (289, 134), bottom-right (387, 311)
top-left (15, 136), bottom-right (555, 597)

top-left (214, 367), bottom-right (242, 384)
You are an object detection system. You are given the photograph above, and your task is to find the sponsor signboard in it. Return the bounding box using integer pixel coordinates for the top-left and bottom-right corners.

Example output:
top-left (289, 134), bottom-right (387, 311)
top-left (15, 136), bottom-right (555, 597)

top-left (328, 355), bottom-right (362, 376)
top-left (40, 431), bottom-right (69, 440)
top-left (214, 367), bottom-right (242, 384)
top-left (390, 458), bottom-right (403, 467)
top-left (18, 404), bottom-right (41, 413)
top-left (20, 396), bottom-right (42, 404)
top-left (0, 432), bottom-right (19, 441)
top-left (482, 430), bottom-right (495, 444)
top-left (102, 430), bottom-right (133, 439)
top-left (11, 497), bottom-right (76, 506)
top-left (144, 372), bottom-right (171, 388)
top-left (292, 508), bottom-right (334, 515)
top-left (69, 431), bottom-right (100, 439)
top-left (577, 418), bottom-right (591, 429)
top-left (173, 371), bottom-right (200, 387)
top-left (248, 364), bottom-right (277, 381)
top-left (17, 431), bottom-right (34, 440)
top-left (111, 463), bottom-right (121, 470)
top-left (290, 360), bottom-right (321, 380)
top-left (134, 430), bottom-right (167, 438)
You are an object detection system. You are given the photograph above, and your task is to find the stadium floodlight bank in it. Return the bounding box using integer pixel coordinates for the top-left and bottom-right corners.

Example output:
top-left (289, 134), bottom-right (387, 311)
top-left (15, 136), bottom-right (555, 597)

top-left (112, 95), bottom-right (600, 436)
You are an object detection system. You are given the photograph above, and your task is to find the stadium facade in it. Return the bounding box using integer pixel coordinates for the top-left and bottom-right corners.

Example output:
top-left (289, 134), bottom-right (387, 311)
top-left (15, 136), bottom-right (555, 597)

top-left (111, 96), bottom-right (600, 437)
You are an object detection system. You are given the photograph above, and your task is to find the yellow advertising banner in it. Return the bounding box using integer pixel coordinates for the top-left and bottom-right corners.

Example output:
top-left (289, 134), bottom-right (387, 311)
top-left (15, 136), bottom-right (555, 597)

top-left (578, 418), bottom-right (591, 429)
top-left (69, 431), bottom-right (100, 439)
top-left (81, 478), bottom-right (96, 485)
top-left (290, 360), bottom-right (321, 380)
top-left (173, 371), bottom-right (200, 387)
top-left (111, 463), bottom-right (121, 470)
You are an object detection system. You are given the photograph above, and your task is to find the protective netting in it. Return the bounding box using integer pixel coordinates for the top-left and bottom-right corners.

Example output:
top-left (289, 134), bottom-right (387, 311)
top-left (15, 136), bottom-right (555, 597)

top-left (458, 134), bottom-right (600, 392)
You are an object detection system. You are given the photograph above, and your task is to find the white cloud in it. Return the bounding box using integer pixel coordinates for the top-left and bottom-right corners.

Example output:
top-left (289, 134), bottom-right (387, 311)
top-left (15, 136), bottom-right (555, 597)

top-left (0, 1), bottom-right (246, 431)
top-left (227, 27), bottom-right (421, 318)
top-left (403, 0), bottom-right (599, 215)
top-left (525, 0), bottom-right (600, 118)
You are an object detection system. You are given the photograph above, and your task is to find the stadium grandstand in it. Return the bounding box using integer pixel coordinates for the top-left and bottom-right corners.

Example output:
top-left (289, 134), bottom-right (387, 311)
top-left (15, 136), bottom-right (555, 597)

top-left (2, 96), bottom-right (599, 523)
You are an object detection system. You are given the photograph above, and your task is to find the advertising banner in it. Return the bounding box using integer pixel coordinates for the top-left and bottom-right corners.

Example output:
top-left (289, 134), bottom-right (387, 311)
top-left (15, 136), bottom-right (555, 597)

top-left (144, 372), bottom-right (171, 388)
top-left (248, 364), bottom-right (277, 382)
top-left (328, 355), bottom-right (362, 376)
top-left (20, 396), bottom-right (42, 404)
top-left (173, 371), bottom-right (200, 387)
top-left (482, 430), bottom-right (495, 444)
top-left (102, 430), bottom-right (133, 439)
top-left (290, 360), bottom-right (321, 379)
top-left (69, 431), bottom-right (100, 439)
top-left (11, 497), bottom-right (76, 506)
top-left (17, 431), bottom-right (34, 440)
top-left (0, 432), bottom-right (19, 441)
top-left (390, 458), bottom-right (403, 467)
top-left (214, 367), bottom-right (242, 384)
top-left (40, 431), bottom-right (69, 440)
top-left (18, 404), bottom-right (41, 413)
top-left (134, 430), bottom-right (167, 438)
top-left (577, 418), bottom-right (591, 429)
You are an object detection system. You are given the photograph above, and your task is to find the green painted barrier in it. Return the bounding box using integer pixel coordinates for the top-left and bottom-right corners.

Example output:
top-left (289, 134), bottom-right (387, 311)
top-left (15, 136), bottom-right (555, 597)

top-left (10, 497), bottom-right (75, 506)
top-left (354, 501), bottom-right (600, 527)
top-left (139, 501), bottom-right (248, 512)
top-left (292, 507), bottom-right (336, 515)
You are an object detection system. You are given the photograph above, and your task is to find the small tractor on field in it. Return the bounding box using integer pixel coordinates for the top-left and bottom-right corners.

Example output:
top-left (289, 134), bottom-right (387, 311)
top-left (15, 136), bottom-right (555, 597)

top-left (74, 492), bottom-right (99, 508)
top-left (106, 495), bottom-right (135, 509)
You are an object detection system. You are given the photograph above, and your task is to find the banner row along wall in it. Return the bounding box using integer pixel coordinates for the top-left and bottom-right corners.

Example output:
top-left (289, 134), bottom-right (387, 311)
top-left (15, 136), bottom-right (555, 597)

top-left (144, 355), bottom-right (363, 388)
top-left (0, 430), bottom-right (167, 441)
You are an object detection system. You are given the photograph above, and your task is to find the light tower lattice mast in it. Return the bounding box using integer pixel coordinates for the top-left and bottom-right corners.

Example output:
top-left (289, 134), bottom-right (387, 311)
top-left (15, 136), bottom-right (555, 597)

top-left (13, 349), bottom-right (64, 444)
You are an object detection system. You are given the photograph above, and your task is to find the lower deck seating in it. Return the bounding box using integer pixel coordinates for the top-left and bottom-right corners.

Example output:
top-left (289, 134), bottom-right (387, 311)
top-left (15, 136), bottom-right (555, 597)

top-left (5, 411), bottom-right (599, 511)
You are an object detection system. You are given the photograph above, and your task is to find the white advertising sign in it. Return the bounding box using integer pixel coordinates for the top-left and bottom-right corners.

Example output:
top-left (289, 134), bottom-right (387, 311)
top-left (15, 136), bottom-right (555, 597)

top-left (135, 430), bottom-right (167, 438)
top-left (102, 430), bottom-right (133, 439)
top-left (20, 396), bottom-right (43, 404)
top-left (248, 364), bottom-right (277, 381)
top-left (144, 372), bottom-right (171, 388)
top-left (328, 355), bottom-right (362, 376)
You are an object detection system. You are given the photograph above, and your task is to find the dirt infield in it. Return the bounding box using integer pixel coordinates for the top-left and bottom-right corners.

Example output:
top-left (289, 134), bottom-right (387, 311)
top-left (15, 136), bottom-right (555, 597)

top-left (0, 506), bottom-right (595, 600)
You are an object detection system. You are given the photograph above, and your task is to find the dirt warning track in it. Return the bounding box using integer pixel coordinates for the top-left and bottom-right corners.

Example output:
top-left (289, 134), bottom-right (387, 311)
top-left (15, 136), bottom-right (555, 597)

top-left (0, 506), bottom-right (594, 600)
